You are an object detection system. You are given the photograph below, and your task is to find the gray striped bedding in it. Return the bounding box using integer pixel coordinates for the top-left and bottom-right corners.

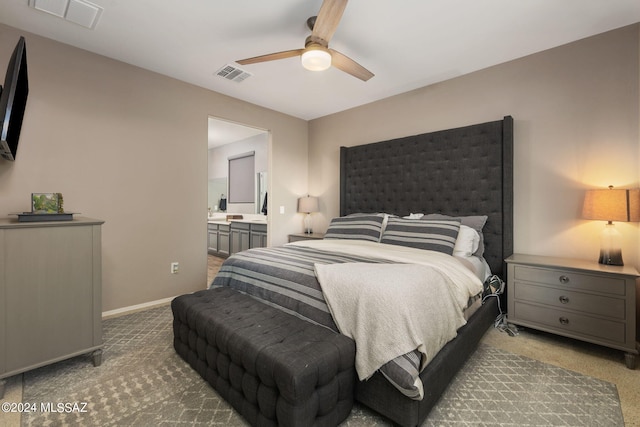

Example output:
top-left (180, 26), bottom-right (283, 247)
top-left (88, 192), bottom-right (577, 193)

top-left (324, 213), bottom-right (386, 242)
top-left (210, 244), bottom-right (471, 400)
top-left (381, 218), bottom-right (461, 254)
top-left (212, 245), bottom-right (391, 332)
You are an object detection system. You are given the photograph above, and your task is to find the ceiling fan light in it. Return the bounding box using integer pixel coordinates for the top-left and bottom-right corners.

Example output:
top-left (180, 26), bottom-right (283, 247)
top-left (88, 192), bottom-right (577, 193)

top-left (301, 47), bottom-right (331, 71)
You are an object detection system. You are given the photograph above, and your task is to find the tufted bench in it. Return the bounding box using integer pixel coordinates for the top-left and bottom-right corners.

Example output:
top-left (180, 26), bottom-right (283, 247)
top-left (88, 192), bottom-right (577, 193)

top-left (172, 287), bottom-right (356, 427)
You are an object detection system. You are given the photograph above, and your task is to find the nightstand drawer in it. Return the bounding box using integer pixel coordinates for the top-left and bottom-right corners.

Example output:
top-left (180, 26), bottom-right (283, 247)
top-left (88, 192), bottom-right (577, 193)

top-left (513, 283), bottom-right (625, 319)
top-left (514, 265), bottom-right (625, 296)
top-left (513, 302), bottom-right (626, 344)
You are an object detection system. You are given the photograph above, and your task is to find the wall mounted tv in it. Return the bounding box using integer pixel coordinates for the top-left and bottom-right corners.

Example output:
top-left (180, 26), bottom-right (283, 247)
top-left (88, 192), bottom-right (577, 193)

top-left (0, 36), bottom-right (29, 162)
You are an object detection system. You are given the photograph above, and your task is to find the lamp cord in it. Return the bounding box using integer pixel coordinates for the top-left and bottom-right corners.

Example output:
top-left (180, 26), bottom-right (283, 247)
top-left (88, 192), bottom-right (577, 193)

top-left (482, 275), bottom-right (519, 336)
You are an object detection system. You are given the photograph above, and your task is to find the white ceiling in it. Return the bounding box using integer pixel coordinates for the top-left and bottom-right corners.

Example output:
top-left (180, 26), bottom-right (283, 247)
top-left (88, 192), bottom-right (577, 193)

top-left (1, 0), bottom-right (640, 121)
top-left (208, 117), bottom-right (267, 149)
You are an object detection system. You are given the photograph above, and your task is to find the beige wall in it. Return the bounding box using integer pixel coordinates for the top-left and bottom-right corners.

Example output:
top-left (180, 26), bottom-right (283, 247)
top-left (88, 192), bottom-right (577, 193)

top-left (309, 24), bottom-right (640, 269)
top-left (0, 24), bottom-right (308, 312)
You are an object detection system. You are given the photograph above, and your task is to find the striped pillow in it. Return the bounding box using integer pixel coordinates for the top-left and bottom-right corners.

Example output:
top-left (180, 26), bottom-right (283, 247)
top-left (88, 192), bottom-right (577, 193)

top-left (381, 218), bottom-right (461, 254)
top-left (324, 214), bottom-right (385, 242)
top-left (422, 214), bottom-right (488, 257)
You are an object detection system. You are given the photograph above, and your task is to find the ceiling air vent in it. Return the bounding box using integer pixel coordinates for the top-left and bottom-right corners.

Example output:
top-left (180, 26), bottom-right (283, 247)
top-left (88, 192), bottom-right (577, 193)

top-left (215, 65), bottom-right (252, 83)
top-left (28, 0), bottom-right (103, 29)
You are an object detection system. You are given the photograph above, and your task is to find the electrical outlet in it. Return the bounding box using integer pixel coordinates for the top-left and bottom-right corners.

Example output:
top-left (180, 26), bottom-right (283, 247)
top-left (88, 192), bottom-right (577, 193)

top-left (279, 205), bottom-right (285, 214)
top-left (171, 262), bottom-right (179, 274)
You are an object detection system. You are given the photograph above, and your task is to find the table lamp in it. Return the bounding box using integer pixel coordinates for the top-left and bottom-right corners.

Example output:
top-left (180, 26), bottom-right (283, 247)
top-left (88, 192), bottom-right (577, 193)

top-left (582, 186), bottom-right (640, 265)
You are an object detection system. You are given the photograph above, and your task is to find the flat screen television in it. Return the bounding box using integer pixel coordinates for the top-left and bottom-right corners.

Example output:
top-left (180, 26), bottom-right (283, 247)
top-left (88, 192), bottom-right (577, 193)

top-left (0, 36), bottom-right (29, 161)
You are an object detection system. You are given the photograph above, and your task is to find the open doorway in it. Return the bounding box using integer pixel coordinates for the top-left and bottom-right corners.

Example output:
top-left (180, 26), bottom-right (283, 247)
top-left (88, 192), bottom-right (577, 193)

top-left (207, 117), bottom-right (269, 284)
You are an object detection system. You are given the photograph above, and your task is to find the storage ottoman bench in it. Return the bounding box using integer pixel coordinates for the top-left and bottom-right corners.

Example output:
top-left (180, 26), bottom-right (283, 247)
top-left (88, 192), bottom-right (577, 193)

top-left (172, 287), bottom-right (356, 427)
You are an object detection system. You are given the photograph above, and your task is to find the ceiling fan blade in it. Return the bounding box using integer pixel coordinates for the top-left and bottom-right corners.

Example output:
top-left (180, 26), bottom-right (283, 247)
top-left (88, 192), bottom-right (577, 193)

top-left (330, 49), bottom-right (374, 81)
top-left (311, 0), bottom-right (348, 45)
top-left (237, 49), bottom-right (304, 65)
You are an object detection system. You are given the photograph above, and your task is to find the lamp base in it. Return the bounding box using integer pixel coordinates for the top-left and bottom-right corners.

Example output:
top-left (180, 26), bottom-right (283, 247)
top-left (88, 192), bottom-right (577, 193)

top-left (598, 222), bottom-right (624, 266)
top-left (303, 213), bottom-right (313, 234)
top-left (598, 249), bottom-right (623, 266)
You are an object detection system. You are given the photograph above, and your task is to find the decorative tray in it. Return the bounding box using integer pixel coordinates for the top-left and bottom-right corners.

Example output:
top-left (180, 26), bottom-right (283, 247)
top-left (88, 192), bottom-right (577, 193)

top-left (12, 212), bottom-right (77, 222)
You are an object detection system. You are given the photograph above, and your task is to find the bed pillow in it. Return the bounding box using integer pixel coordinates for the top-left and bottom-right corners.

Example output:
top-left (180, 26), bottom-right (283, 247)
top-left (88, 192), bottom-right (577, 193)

top-left (378, 213), bottom-right (395, 239)
top-left (453, 225), bottom-right (481, 257)
top-left (402, 213), bottom-right (424, 219)
top-left (381, 217), bottom-right (461, 255)
top-left (324, 213), bottom-right (385, 242)
top-left (422, 214), bottom-right (488, 257)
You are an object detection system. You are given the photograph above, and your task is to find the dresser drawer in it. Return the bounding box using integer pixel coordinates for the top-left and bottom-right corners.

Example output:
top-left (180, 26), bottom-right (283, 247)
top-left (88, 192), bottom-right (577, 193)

top-left (513, 265), bottom-right (625, 296)
top-left (512, 302), bottom-right (626, 344)
top-left (513, 283), bottom-right (625, 319)
top-left (230, 222), bottom-right (250, 231)
top-left (250, 223), bottom-right (266, 232)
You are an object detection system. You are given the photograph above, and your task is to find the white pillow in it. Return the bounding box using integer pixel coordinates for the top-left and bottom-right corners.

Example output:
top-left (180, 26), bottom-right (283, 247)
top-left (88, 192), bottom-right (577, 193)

top-left (402, 213), bottom-right (424, 219)
top-left (453, 225), bottom-right (480, 257)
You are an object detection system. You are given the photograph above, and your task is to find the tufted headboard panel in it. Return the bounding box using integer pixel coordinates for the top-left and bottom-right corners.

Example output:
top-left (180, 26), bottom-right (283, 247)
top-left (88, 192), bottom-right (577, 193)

top-left (340, 116), bottom-right (513, 279)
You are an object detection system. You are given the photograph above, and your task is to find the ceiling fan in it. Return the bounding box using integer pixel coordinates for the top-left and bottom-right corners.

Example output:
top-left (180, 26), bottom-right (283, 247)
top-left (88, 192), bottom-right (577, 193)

top-left (236, 0), bottom-right (374, 81)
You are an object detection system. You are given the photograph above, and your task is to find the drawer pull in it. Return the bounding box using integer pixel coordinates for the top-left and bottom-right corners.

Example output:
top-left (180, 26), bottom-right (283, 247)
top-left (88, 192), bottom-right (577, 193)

top-left (559, 295), bottom-right (570, 304)
top-left (559, 275), bottom-right (570, 284)
top-left (559, 317), bottom-right (570, 325)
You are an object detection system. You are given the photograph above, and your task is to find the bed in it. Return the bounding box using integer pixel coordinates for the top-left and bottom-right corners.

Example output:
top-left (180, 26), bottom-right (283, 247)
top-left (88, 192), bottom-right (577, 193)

top-left (174, 116), bottom-right (513, 426)
top-left (339, 116), bottom-right (513, 426)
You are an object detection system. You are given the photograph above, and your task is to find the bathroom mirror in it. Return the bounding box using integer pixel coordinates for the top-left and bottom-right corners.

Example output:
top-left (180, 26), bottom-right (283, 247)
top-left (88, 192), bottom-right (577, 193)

top-left (208, 178), bottom-right (227, 213)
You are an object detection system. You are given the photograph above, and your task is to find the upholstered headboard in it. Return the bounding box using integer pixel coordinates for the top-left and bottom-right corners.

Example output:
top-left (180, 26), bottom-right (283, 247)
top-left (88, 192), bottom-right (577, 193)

top-left (339, 116), bottom-right (513, 279)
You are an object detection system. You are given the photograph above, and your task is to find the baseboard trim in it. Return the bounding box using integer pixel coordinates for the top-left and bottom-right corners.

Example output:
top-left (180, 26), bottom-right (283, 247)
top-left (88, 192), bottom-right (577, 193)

top-left (102, 296), bottom-right (175, 320)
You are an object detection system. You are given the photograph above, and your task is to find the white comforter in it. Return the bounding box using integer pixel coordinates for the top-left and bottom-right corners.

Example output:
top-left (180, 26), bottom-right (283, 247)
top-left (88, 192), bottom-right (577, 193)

top-left (290, 239), bottom-right (483, 381)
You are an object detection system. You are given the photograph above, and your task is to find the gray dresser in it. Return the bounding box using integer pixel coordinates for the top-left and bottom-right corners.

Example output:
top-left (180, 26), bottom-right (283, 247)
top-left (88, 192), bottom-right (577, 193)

top-left (506, 254), bottom-right (639, 369)
top-left (0, 217), bottom-right (104, 397)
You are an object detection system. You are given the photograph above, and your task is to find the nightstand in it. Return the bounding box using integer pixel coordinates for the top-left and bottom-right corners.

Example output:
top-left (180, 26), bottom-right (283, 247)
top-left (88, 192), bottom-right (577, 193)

top-left (506, 254), bottom-right (639, 369)
top-left (288, 233), bottom-right (324, 243)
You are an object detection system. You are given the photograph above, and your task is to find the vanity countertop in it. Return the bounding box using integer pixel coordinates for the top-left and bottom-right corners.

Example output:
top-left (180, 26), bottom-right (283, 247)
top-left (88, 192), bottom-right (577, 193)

top-left (233, 219), bottom-right (267, 225)
top-left (208, 214), bottom-right (267, 226)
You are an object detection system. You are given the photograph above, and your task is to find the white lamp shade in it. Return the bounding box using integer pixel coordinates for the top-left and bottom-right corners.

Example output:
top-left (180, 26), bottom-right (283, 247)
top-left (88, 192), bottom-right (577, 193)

top-left (297, 196), bottom-right (319, 213)
top-left (301, 46), bottom-right (331, 71)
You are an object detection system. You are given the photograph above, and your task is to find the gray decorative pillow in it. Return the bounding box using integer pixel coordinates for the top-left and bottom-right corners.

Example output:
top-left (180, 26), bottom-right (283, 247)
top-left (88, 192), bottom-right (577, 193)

top-left (324, 214), bottom-right (385, 242)
top-left (381, 217), bottom-right (461, 255)
top-left (422, 214), bottom-right (488, 257)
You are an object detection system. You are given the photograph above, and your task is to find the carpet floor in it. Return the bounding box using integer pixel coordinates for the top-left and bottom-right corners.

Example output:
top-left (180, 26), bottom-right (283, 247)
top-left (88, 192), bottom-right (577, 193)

top-left (2, 304), bottom-right (622, 427)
